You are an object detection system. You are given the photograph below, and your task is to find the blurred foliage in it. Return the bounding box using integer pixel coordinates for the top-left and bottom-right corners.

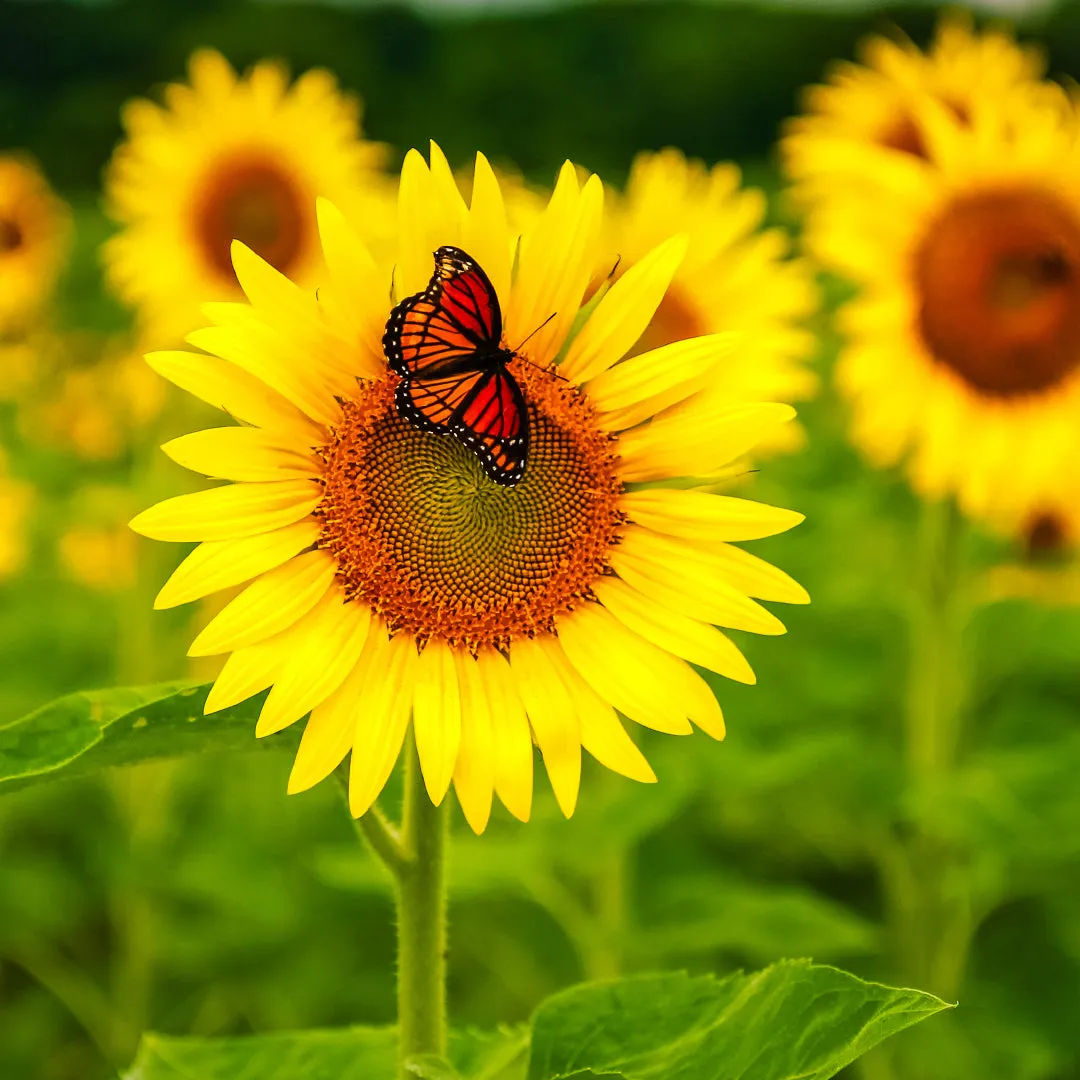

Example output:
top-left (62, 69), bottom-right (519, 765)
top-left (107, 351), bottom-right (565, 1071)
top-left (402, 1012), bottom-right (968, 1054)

top-left (2, 2), bottom-right (1080, 1080)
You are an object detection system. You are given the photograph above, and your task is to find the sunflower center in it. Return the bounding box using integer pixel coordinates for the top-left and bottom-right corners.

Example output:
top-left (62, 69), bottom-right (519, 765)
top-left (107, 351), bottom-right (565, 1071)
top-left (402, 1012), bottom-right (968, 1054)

top-left (195, 156), bottom-right (306, 283)
top-left (1025, 511), bottom-right (1068, 558)
top-left (0, 218), bottom-right (23, 253)
top-left (316, 363), bottom-right (624, 649)
top-left (914, 188), bottom-right (1080, 396)
top-left (631, 284), bottom-right (705, 356)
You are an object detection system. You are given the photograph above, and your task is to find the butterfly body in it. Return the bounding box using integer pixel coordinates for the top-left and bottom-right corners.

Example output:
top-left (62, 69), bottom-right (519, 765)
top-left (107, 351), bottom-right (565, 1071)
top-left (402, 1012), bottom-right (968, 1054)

top-left (383, 246), bottom-right (529, 487)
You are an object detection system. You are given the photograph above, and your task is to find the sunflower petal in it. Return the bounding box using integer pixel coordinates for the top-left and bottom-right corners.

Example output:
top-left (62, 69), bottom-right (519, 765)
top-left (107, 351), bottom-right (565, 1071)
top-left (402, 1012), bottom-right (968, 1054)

top-left (188, 550), bottom-right (336, 656)
top-left (349, 629), bottom-right (418, 818)
top-left (618, 401), bottom-right (796, 483)
top-left (555, 603), bottom-right (693, 735)
top-left (476, 648), bottom-right (533, 822)
top-left (256, 593), bottom-right (372, 737)
top-left (561, 234), bottom-right (688, 384)
top-left (621, 488), bottom-right (804, 542)
top-left (613, 526), bottom-right (789, 634)
top-left (130, 480), bottom-right (321, 542)
top-left (412, 639), bottom-right (462, 806)
top-left (592, 576), bottom-right (755, 684)
top-left (145, 351), bottom-right (319, 440)
top-left (452, 650), bottom-right (496, 834)
top-left (462, 152), bottom-right (512, 312)
top-left (161, 427), bottom-right (319, 481)
top-left (589, 333), bottom-right (737, 430)
top-left (154, 520), bottom-right (320, 609)
top-left (510, 637), bottom-right (581, 818)
top-left (203, 619), bottom-right (307, 714)
top-left (541, 638), bottom-right (656, 784)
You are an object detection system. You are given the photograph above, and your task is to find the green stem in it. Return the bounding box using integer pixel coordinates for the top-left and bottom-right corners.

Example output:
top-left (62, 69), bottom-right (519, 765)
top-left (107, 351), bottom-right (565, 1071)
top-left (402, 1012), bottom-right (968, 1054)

top-left (341, 742), bottom-right (448, 1078)
top-left (395, 739), bottom-right (449, 1075)
top-left (874, 498), bottom-right (975, 1080)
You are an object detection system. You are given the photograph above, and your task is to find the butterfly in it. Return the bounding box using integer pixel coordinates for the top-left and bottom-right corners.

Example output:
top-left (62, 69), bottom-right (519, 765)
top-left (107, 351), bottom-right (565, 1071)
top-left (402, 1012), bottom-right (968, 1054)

top-left (382, 246), bottom-right (529, 487)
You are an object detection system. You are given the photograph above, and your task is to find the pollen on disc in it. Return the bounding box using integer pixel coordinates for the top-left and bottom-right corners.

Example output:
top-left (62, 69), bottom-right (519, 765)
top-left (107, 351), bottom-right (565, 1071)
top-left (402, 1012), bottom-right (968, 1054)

top-left (315, 362), bottom-right (624, 650)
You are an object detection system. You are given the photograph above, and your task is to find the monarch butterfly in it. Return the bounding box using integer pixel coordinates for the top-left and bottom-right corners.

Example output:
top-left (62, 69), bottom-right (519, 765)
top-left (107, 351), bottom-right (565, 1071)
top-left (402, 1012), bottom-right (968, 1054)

top-left (383, 246), bottom-right (529, 487)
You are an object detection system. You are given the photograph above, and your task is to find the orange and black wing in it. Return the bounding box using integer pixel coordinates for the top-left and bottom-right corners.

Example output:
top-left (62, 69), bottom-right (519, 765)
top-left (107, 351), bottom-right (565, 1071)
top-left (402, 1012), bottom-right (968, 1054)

top-left (396, 366), bottom-right (529, 487)
top-left (452, 367), bottom-right (529, 486)
top-left (383, 246), bottom-right (502, 379)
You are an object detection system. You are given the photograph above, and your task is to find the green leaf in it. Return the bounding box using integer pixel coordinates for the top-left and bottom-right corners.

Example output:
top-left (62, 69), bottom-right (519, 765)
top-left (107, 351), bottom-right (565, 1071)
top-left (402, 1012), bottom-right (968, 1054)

top-left (526, 961), bottom-right (950, 1080)
top-left (124, 1027), bottom-right (397, 1079)
top-left (124, 1027), bottom-right (527, 1080)
top-left (0, 682), bottom-right (291, 796)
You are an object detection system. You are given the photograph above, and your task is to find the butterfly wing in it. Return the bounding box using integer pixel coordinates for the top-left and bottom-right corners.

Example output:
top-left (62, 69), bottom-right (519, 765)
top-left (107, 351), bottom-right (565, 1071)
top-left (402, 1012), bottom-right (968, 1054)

top-left (383, 246), bottom-right (502, 379)
top-left (453, 367), bottom-right (530, 487)
top-left (395, 371), bottom-right (485, 435)
top-left (396, 366), bottom-right (529, 487)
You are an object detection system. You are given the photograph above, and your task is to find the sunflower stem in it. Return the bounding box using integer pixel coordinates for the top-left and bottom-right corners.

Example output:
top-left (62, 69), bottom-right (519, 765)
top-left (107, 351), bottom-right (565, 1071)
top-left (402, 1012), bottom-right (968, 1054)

top-left (395, 734), bottom-right (449, 1076)
top-left (353, 805), bottom-right (411, 879)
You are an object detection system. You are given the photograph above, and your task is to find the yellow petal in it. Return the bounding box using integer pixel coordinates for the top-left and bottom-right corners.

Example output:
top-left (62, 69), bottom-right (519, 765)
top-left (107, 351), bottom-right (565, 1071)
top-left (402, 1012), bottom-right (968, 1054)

top-left (187, 324), bottom-right (340, 429)
top-left (589, 334), bottom-right (737, 431)
top-left (555, 603), bottom-right (693, 735)
top-left (161, 427), bottom-right (319, 482)
top-left (154, 520), bottom-right (320, 610)
top-left (461, 152), bottom-right (512, 313)
top-left (476, 648), bottom-right (533, 822)
top-left (627, 527), bottom-right (809, 605)
top-left (611, 534), bottom-right (786, 636)
top-left (396, 150), bottom-right (438, 299)
top-left (621, 488), bottom-right (804, 543)
top-left (287, 675), bottom-right (358, 796)
top-left (452, 650), bottom-right (496, 834)
top-left (561, 235), bottom-right (688, 384)
top-left (188, 550), bottom-right (336, 657)
top-left (315, 198), bottom-right (385, 378)
top-left (681, 665), bottom-right (726, 741)
top-left (591, 576), bottom-right (755, 684)
top-left (508, 164), bottom-right (602, 364)
top-left (349, 629), bottom-right (419, 817)
top-left (256, 593), bottom-right (371, 737)
top-left (204, 620), bottom-right (306, 714)
top-left (693, 541), bottom-right (810, 605)
top-left (145, 350), bottom-right (319, 441)
top-left (230, 241), bottom-right (323, 334)
top-left (618, 401), bottom-right (796, 483)
top-left (541, 638), bottom-right (656, 784)
top-left (412, 639), bottom-right (462, 806)
top-left (130, 480), bottom-right (321, 542)
top-left (510, 637), bottom-right (581, 818)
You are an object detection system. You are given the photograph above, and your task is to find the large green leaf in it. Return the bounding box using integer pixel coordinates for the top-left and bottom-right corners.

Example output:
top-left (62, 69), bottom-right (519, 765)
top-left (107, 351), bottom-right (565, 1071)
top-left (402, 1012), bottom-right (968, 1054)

top-left (124, 1026), bottom-right (526, 1080)
top-left (0, 682), bottom-right (290, 795)
top-left (526, 961), bottom-right (949, 1080)
top-left (125, 1027), bottom-right (398, 1079)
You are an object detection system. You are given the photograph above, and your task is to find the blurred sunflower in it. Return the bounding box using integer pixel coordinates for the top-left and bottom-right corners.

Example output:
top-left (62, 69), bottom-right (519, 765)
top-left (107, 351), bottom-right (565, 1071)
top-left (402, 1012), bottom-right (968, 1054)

top-left (0, 155), bottom-right (72, 336)
top-left (599, 149), bottom-right (818, 450)
top-left (131, 144), bottom-right (807, 832)
top-left (783, 14), bottom-right (1061, 275)
top-left (103, 48), bottom-right (391, 344)
top-left (833, 90), bottom-right (1080, 534)
top-left (0, 449), bottom-right (32, 579)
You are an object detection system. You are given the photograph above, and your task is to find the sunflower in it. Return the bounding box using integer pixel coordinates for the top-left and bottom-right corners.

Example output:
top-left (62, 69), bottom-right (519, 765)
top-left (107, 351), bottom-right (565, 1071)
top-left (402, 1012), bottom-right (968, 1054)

top-left (0, 155), bottom-right (71, 336)
top-left (831, 86), bottom-right (1080, 534)
top-left (130, 145), bottom-right (807, 832)
top-left (782, 14), bottom-right (1063, 276)
top-left (598, 149), bottom-right (818, 450)
top-left (103, 48), bottom-right (391, 344)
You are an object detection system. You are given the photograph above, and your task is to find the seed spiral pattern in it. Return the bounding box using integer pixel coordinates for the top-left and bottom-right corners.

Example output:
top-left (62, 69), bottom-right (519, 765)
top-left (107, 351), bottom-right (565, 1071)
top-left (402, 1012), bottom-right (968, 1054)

top-left (316, 362), bottom-right (624, 649)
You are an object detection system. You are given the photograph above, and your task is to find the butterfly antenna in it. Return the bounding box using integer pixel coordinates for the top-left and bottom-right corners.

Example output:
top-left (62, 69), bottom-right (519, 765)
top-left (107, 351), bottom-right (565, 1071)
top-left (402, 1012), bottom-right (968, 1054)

top-left (512, 311), bottom-right (556, 354)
